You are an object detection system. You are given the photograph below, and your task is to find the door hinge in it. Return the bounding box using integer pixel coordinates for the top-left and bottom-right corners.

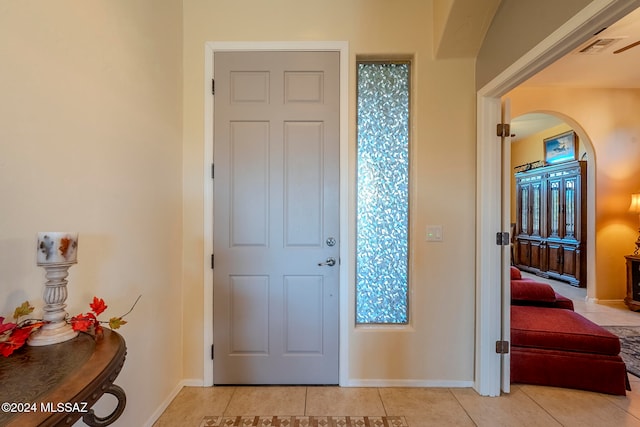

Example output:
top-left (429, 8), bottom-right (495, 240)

top-left (212, 79), bottom-right (215, 95)
top-left (211, 163), bottom-right (214, 179)
top-left (496, 232), bottom-right (510, 246)
top-left (211, 344), bottom-right (214, 359)
top-left (496, 123), bottom-right (511, 138)
top-left (211, 254), bottom-right (214, 269)
top-left (496, 340), bottom-right (510, 354)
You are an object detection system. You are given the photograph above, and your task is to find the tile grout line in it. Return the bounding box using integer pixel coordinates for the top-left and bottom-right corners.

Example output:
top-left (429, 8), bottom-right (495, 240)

top-left (304, 386), bottom-right (308, 416)
top-left (518, 386), bottom-right (565, 426)
top-left (222, 386), bottom-right (237, 417)
top-left (604, 394), bottom-right (640, 424)
top-left (447, 388), bottom-right (478, 427)
top-left (376, 387), bottom-right (388, 416)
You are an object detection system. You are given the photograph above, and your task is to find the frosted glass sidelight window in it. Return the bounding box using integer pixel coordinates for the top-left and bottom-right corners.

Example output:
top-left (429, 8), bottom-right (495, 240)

top-left (356, 61), bottom-right (410, 324)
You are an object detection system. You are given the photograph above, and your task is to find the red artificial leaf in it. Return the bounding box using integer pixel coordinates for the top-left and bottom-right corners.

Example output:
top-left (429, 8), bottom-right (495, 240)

top-left (0, 342), bottom-right (17, 357)
top-left (0, 317), bottom-right (17, 335)
top-left (0, 322), bottom-right (44, 357)
top-left (89, 297), bottom-right (107, 316)
top-left (12, 322), bottom-right (43, 340)
top-left (70, 313), bottom-right (96, 332)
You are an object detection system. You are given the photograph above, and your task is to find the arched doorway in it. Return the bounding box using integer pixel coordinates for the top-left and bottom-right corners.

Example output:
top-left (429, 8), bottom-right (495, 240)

top-left (509, 111), bottom-right (597, 299)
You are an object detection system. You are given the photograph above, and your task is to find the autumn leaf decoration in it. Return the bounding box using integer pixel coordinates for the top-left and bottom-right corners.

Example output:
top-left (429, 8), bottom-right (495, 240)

top-left (0, 296), bottom-right (139, 357)
top-left (70, 296), bottom-right (138, 338)
top-left (0, 301), bottom-right (44, 357)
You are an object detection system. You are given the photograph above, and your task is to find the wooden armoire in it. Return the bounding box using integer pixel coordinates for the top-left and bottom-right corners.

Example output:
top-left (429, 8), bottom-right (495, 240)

top-left (514, 160), bottom-right (587, 287)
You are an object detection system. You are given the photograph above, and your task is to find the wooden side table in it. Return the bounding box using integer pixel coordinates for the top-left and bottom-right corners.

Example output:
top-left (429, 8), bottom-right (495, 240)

top-left (625, 255), bottom-right (640, 311)
top-left (0, 329), bottom-right (126, 426)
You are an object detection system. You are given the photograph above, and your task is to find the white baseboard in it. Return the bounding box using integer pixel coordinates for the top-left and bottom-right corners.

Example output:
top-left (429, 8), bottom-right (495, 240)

top-left (588, 298), bottom-right (625, 304)
top-left (182, 378), bottom-right (206, 387)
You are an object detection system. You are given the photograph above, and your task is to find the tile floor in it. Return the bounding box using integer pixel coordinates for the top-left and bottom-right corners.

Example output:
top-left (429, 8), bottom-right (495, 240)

top-left (154, 278), bottom-right (640, 426)
top-left (535, 273), bottom-right (640, 327)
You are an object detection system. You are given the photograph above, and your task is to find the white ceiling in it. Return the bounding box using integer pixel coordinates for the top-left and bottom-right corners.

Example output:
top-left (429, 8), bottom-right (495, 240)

top-left (520, 6), bottom-right (640, 89)
top-left (511, 6), bottom-right (640, 140)
top-left (509, 113), bottom-right (565, 141)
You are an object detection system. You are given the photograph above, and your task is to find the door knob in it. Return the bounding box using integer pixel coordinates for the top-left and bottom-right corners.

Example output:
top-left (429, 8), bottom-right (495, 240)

top-left (318, 257), bottom-right (336, 267)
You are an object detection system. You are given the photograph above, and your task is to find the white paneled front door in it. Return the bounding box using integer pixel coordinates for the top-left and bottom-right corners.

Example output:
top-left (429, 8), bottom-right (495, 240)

top-left (212, 51), bottom-right (340, 384)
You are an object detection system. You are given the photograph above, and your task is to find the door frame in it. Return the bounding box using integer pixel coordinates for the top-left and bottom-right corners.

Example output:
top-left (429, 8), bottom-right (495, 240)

top-left (203, 41), bottom-right (349, 386)
top-left (475, 0), bottom-right (640, 396)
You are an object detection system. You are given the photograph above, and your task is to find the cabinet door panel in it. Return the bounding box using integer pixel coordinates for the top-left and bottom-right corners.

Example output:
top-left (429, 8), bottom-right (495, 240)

top-left (547, 243), bottom-right (562, 275)
top-left (516, 175), bottom-right (544, 237)
top-left (519, 184), bottom-right (530, 235)
top-left (530, 241), bottom-right (542, 271)
top-left (561, 245), bottom-right (578, 281)
top-left (532, 182), bottom-right (542, 237)
top-left (564, 177), bottom-right (578, 241)
top-left (547, 179), bottom-right (562, 239)
top-left (515, 240), bottom-right (531, 267)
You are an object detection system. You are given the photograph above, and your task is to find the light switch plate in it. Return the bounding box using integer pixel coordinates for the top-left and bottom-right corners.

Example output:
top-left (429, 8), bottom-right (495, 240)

top-left (426, 225), bottom-right (443, 242)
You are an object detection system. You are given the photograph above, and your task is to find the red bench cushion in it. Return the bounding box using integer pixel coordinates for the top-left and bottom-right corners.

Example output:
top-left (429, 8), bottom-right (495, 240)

top-left (510, 266), bottom-right (522, 280)
top-left (511, 305), bottom-right (620, 356)
top-left (511, 280), bottom-right (557, 304)
top-left (551, 293), bottom-right (575, 311)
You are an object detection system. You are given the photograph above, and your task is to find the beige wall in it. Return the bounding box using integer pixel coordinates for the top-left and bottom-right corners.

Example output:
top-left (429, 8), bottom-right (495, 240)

top-left (0, 1), bottom-right (183, 425)
top-left (182, 0), bottom-right (477, 384)
top-left (507, 87), bottom-right (640, 300)
top-left (476, 0), bottom-right (592, 88)
top-left (5, 0), bottom-right (629, 421)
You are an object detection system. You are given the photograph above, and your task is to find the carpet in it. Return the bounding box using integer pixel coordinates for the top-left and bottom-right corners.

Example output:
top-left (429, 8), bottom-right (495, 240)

top-left (602, 326), bottom-right (640, 378)
top-left (200, 416), bottom-right (409, 427)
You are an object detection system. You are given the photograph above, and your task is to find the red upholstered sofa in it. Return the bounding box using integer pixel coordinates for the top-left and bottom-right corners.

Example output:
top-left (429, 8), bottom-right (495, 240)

top-left (509, 267), bottom-right (629, 395)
